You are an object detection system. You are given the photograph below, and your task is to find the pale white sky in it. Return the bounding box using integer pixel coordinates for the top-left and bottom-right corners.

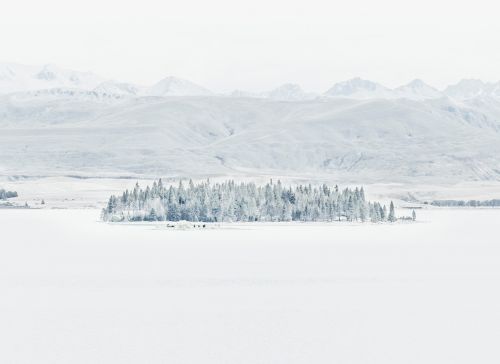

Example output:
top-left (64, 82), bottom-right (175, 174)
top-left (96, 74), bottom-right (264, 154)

top-left (1, 0), bottom-right (499, 92)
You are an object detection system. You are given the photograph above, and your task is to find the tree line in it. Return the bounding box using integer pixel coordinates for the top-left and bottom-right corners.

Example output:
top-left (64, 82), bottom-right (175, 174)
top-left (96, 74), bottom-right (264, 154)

top-left (102, 179), bottom-right (412, 223)
top-left (0, 188), bottom-right (18, 200)
top-left (431, 199), bottom-right (500, 207)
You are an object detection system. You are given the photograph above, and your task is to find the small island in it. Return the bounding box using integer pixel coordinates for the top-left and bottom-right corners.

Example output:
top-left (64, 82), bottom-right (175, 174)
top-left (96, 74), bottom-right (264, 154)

top-left (102, 179), bottom-right (414, 223)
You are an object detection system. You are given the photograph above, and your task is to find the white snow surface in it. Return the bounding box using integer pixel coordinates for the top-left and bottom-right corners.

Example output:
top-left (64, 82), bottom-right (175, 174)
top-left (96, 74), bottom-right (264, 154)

top-left (5, 176), bottom-right (500, 210)
top-left (1, 208), bottom-right (500, 364)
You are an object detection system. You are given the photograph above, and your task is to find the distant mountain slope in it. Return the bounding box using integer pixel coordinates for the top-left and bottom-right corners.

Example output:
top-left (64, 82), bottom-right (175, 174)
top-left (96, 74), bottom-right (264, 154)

top-left (145, 77), bottom-right (213, 97)
top-left (0, 63), bottom-right (104, 93)
top-left (0, 63), bottom-right (213, 97)
top-left (324, 78), bottom-right (395, 99)
top-left (323, 78), bottom-right (446, 101)
top-left (93, 81), bottom-right (143, 96)
top-left (444, 79), bottom-right (500, 100)
top-left (395, 79), bottom-right (444, 100)
top-left (226, 84), bottom-right (317, 101)
top-left (1, 91), bottom-right (500, 183)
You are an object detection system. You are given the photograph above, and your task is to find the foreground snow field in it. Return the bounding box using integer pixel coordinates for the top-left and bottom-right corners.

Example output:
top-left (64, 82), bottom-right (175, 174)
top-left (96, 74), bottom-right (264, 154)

top-left (1, 208), bottom-right (500, 363)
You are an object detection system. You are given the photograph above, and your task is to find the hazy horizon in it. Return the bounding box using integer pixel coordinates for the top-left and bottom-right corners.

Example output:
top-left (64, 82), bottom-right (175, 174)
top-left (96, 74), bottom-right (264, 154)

top-left (2, 60), bottom-right (500, 94)
top-left (2, 0), bottom-right (499, 93)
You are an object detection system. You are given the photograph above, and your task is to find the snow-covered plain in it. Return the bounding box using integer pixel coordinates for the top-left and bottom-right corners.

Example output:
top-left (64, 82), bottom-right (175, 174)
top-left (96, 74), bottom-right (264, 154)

top-left (4, 176), bottom-right (500, 210)
top-left (1, 208), bottom-right (500, 363)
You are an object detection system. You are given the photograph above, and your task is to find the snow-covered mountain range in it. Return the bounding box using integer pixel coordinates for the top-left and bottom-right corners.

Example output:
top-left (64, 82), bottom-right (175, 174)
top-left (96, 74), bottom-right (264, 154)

top-left (0, 63), bottom-right (104, 94)
top-left (0, 63), bottom-right (213, 98)
top-left (2, 62), bottom-right (500, 184)
top-left (2, 62), bottom-right (500, 101)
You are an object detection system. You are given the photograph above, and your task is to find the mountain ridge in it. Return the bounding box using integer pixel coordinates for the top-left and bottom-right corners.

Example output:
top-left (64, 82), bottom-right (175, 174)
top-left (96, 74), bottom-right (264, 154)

top-left (2, 62), bottom-right (500, 101)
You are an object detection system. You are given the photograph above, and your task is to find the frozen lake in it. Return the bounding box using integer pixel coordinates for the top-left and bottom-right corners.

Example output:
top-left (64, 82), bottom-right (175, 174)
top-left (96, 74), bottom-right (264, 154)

top-left (1, 208), bottom-right (500, 363)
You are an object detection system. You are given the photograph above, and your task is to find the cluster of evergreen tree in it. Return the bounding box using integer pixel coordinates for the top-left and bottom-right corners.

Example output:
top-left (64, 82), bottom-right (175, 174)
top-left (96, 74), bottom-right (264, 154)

top-left (102, 179), bottom-right (403, 223)
top-left (0, 188), bottom-right (18, 200)
top-left (431, 199), bottom-right (500, 207)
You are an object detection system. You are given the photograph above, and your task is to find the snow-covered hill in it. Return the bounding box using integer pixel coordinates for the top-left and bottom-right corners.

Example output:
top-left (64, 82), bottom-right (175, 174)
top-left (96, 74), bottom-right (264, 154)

top-left (1, 89), bottom-right (500, 183)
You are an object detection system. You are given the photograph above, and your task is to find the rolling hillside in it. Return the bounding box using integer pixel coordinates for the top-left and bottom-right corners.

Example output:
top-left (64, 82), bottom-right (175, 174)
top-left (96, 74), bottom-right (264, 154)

top-left (1, 88), bottom-right (500, 183)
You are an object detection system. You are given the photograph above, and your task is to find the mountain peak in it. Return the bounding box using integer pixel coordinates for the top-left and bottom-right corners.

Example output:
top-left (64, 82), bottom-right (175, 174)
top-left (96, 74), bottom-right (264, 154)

top-left (395, 79), bottom-right (443, 100)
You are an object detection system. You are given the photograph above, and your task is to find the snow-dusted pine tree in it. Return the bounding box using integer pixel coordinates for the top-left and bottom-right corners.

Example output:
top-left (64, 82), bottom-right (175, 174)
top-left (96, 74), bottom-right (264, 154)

top-left (388, 201), bottom-right (396, 222)
top-left (101, 179), bottom-right (400, 223)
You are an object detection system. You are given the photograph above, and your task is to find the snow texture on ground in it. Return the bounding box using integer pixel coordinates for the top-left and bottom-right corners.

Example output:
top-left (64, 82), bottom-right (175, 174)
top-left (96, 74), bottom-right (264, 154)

top-left (1, 208), bottom-right (500, 363)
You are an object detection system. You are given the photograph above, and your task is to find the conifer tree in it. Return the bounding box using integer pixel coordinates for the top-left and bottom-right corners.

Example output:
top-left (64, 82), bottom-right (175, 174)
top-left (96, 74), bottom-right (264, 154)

top-left (101, 179), bottom-right (399, 223)
top-left (388, 201), bottom-right (396, 222)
